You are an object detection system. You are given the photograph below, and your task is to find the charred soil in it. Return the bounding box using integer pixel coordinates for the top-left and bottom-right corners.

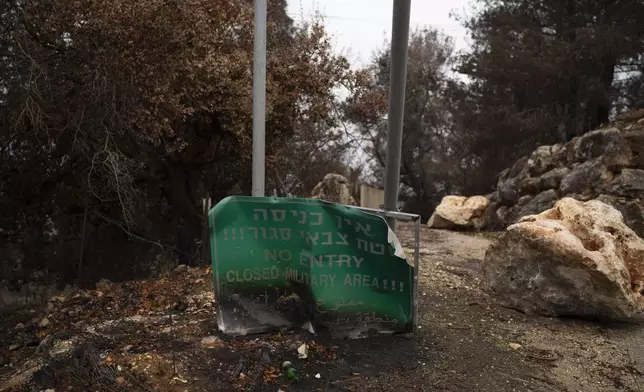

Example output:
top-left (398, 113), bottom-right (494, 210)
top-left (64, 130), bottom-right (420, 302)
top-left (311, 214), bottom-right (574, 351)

top-left (1, 224), bottom-right (643, 392)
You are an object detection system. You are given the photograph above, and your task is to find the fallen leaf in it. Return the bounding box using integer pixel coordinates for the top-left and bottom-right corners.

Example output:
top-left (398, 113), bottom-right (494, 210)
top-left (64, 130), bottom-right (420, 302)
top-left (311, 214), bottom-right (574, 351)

top-left (39, 318), bottom-right (50, 328)
top-left (263, 365), bottom-right (279, 383)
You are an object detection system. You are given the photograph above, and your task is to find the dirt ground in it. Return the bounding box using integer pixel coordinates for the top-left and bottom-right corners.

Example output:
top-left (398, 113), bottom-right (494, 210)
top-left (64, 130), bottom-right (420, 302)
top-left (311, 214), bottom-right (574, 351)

top-left (1, 223), bottom-right (643, 392)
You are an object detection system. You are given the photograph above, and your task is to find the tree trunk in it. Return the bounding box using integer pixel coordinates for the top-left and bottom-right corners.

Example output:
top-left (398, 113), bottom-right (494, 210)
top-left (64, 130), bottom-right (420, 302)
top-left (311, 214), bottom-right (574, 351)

top-left (164, 161), bottom-right (202, 232)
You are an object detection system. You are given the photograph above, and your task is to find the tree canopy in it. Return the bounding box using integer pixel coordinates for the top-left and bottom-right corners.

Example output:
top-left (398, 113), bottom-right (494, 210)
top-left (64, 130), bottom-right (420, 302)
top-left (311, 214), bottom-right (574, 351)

top-left (4, 0), bottom-right (644, 285)
top-left (1, 0), bottom-right (355, 284)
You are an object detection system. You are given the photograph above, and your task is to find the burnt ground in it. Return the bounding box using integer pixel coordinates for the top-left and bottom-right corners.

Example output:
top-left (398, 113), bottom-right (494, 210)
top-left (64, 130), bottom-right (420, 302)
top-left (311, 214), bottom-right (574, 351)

top-left (1, 223), bottom-right (644, 392)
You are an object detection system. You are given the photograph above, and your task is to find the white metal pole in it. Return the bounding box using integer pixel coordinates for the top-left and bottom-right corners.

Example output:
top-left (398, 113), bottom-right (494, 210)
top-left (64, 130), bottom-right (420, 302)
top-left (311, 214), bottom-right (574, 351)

top-left (252, 0), bottom-right (267, 197)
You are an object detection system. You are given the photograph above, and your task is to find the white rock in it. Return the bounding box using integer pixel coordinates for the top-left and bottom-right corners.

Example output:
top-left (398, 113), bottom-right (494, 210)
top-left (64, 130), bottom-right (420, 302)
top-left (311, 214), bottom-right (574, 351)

top-left (50, 339), bottom-right (75, 357)
top-left (428, 195), bottom-right (490, 230)
top-left (297, 343), bottom-right (308, 359)
top-left (200, 336), bottom-right (222, 347)
top-left (508, 343), bottom-right (522, 350)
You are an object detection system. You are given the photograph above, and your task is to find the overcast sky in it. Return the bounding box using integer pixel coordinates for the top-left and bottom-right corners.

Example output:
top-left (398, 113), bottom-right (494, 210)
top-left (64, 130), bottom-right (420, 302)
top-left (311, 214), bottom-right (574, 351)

top-left (286, 0), bottom-right (473, 69)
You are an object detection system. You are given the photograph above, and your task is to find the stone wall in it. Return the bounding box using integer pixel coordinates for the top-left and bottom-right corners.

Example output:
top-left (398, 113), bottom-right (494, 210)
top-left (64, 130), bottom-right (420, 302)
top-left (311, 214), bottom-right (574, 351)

top-left (488, 109), bottom-right (644, 237)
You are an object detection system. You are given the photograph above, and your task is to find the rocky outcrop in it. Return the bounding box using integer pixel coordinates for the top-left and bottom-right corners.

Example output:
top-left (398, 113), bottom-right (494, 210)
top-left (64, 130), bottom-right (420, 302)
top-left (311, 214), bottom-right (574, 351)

top-left (428, 195), bottom-right (489, 230)
top-left (489, 110), bottom-right (644, 237)
top-left (310, 173), bottom-right (356, 205)
top-left (484, 198), bottom-right (644, 320)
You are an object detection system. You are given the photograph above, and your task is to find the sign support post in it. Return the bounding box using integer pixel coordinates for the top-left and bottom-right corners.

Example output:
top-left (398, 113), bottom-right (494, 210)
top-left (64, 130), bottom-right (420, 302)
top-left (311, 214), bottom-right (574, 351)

top-left (252, 0), bottom-right (267, 197)
top-left (383, 0), bottom-right (412, 230)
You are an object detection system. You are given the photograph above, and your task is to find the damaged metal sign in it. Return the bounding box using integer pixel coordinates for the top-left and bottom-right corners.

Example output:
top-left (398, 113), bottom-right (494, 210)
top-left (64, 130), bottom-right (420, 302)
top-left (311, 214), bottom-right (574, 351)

top-left (209, 196), bottom-right (419, 338)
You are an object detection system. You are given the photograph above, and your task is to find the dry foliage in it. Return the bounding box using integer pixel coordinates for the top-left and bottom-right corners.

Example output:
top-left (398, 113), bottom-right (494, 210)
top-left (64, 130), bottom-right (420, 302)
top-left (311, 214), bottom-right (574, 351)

top-left (0, 0), bottom-right (355, 284)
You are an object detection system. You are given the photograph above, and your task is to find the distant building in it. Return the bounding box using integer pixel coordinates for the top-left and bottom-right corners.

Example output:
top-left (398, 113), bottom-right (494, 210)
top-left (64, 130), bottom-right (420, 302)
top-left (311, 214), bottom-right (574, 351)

top-left (357, 183), bottom-right (385, 210)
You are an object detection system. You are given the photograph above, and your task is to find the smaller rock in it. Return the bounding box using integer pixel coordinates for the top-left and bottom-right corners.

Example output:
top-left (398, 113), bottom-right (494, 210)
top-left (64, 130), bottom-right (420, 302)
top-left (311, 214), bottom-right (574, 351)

top-left (297, 343), bottom-right (308, 359)
top-left (550, 143), bottom-right (566, 158)
top-left (517, 195), bottom-right (532, 206)
top-left (486, 191), bottom-right (501, 204)
top-left (611, 168), bottom-right (644, 197)
top-left (624, 130), bottom-right (644, 167)
top-left (50, 339), bottom-right (75, 357)
top-left (498, 176), bottom-right (519, 204)
top-left (509, 156), bottom-right (529, 177)
top-left (617, 108), bottom-right (644, 122)
top-left (560, 159), bottom-right (613, 195)
top-left (573, 128), bottom-right (632, 166)
top-left (518, 177), bottom-right (541, 196)
top-left (200, 336), bottom-right (222, 347)
top-left (39, 318), bottom-right (50, 328)
top-left (541, 167), bottom-right (570, 189)
top-left (495, 206), bottom-right (509, 224)
top-left (506, 189), bottom-right (558, 224)
top-left (508, 343), bottom-right (522, 350)
top-left (174, 264), bottom-right (189, 274)
top-left (96, 279), bottom-right (112, 292)
top-left (9, 343), bottom-right (21, 351)
top-left (310, 173), bottom-right (356, 205)
top-left (428, 195), bottom-right (489, 230)
top-left (597, 194), bottom-right (644, 238)
top-left (527, 145), bottom-right (558, 175)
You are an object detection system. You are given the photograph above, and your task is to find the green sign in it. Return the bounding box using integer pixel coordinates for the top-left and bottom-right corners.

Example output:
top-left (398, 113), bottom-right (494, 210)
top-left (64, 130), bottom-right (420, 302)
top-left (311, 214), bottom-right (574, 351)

top-left (209, 196), bottom-right (414, 337)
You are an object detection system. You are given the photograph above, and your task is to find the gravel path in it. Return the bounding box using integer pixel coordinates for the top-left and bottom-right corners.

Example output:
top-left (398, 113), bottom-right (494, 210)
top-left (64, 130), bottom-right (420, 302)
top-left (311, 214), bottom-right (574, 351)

top-left (372, 224), bottom-right (644, 392)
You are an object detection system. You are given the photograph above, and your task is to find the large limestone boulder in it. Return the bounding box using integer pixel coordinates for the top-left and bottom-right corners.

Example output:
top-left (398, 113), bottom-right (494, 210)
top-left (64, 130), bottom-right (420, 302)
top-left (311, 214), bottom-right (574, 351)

top-left (310, 173), bottom-right (356, 205)
top-left (428, 195), bottom-right (489, 230)
top-left (484, 197), bottom-right (644, 320)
